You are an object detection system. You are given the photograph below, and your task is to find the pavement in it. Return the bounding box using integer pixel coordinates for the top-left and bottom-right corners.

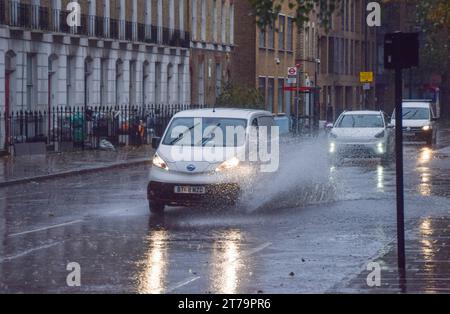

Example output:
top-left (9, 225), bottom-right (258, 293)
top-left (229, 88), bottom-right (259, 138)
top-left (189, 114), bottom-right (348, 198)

top-left (335, 217), bottom-right (450, 293)
top-left (0, 145), bottom-right (154, 187)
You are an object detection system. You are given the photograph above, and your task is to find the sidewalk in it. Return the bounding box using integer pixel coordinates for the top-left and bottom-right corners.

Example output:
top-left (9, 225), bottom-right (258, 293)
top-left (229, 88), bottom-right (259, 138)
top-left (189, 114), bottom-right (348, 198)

top-left (335, 217), bottom-right (450, 293)
top-left (0, 145), bottom-right (154, 187)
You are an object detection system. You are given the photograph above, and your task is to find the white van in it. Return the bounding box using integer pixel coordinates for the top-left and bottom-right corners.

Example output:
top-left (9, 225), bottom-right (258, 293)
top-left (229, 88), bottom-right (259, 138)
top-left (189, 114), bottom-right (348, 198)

top-left (147, 108), bottom-right (275, 214)
top-left (391, 100), bottom-right (438, 145)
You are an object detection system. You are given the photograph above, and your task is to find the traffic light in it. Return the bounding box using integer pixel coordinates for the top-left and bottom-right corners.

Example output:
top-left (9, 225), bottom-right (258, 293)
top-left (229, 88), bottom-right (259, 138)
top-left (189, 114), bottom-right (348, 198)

top-left (384, 32), bottom-right (419, 70)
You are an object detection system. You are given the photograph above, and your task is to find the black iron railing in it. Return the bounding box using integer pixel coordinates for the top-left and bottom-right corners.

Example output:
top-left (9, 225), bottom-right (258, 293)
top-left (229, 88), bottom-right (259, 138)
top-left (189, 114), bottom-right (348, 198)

top-left (1, 104), bottom-right (207, 151)
top-left (0, 0), bottom-right (190, 48)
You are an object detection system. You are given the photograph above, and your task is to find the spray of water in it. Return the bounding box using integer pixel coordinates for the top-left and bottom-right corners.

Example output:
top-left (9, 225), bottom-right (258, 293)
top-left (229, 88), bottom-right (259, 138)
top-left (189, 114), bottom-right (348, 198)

top-left (239, 136), bottom-right (338, 213)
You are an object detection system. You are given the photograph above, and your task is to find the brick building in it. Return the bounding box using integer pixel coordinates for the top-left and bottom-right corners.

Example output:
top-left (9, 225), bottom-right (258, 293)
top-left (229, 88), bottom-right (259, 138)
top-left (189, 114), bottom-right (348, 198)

top-left (231, 0), bottom-right (297, 116)
top-left (316, 0), bottom-right (377, 121)
top-left (189, 0), bottom-right (234, 105)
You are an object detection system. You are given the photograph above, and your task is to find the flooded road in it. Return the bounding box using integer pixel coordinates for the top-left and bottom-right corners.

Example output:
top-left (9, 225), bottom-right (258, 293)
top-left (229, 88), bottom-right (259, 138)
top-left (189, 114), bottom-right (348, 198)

top-left (1, 123), bottom-right (450, 293)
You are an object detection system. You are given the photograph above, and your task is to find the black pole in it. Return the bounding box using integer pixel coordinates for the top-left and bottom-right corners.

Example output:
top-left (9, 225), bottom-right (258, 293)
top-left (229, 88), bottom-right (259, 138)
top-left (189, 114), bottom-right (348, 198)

top-left (395, 67), bottom-right (406, 290)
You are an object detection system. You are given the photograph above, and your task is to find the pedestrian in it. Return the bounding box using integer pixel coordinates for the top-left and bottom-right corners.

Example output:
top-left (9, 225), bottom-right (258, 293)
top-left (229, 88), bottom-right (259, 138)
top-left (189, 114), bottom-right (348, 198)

top-left (138, 120), bottom-right (145, 146)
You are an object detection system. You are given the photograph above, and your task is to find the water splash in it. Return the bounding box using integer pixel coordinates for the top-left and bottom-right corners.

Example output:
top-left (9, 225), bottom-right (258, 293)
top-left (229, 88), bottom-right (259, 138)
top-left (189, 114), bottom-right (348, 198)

top-left (239, 136), bottom-right (338, 212)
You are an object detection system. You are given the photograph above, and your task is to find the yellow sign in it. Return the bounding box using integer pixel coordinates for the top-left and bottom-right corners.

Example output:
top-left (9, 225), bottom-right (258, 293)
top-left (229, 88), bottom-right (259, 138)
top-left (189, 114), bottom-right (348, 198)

top-left (360, 72), bottom-right (374, 83)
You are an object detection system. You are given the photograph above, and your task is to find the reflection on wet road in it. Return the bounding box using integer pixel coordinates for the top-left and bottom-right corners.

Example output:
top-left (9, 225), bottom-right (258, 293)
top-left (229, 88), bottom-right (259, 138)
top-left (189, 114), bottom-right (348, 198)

top-left (1, 125), bottom-right (450, 293)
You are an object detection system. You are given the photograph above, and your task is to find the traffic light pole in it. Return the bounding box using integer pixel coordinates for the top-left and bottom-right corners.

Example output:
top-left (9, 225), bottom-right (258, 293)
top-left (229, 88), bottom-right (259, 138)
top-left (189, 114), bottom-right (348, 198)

top-left (395, 67), bottom-right (406, 290)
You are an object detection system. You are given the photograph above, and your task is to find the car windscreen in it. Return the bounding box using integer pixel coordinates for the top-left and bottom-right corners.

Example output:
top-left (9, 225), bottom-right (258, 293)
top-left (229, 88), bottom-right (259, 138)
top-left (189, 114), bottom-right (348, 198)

top-left (336, 114), bottom-right (384, 128)
top-left (162, 117), bottom-right (248, 147)
top-left (401, 107), bottom-right (430, 120)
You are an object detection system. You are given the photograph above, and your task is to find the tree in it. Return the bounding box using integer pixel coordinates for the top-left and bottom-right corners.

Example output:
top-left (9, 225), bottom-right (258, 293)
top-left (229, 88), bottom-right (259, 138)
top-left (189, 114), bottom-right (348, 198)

top-left (248, 0), bottom-right (342, 30)
top-left (216, 84), bottom-right (265, 109)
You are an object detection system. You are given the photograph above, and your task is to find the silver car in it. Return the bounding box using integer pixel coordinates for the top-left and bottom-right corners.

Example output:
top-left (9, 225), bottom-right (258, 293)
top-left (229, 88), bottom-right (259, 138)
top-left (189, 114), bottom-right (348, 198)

top-left (329, 111), bottom-right (395, 163)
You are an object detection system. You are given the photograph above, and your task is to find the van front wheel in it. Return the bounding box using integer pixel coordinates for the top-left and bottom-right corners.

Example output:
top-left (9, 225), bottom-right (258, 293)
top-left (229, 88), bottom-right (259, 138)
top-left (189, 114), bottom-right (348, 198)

top-left (149, 200), bottom-right (165, 215)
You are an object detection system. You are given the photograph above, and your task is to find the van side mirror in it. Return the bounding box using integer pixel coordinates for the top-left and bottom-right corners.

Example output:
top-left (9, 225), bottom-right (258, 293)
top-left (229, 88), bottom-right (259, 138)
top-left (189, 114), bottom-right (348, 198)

top-left (387, 123), bottom-right (395, 129)
top-left (152, 137), bottom-right (161, 149)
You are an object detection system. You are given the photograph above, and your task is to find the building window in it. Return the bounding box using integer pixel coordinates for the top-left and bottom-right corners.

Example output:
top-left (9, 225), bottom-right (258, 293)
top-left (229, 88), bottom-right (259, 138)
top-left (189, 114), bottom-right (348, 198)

top-left (100, 59), bottom-right (108, 106)
top-left (129, 60), bottom-right (137, 105)
top-left (268, 24), bottom-right (275, 49)
top-left (191, 0), bottom-right (197, 40)
top-left (155, 62), bottom-right (161, 103)
top-left (201, 0), bottom-right (206, 41)
top-left (26, 53), bottom-right (36, 110)
top-left (259, 27), bottom-right (266, 48)
top-left (198, 60), bottom-right (205, 104)
top-left (178, 64), bottom-right (184, 103)
top-left (278, 15), bottom-right (285, 51)
top-left (267, 78), bottom-right (274, 112)
top-left (116, 60), bottom-right (124, 105)
top-left (143, 61), bottom-right (150, 104)
top-left (278, 78), bottom-right (284, 113)
top-left (215, 63), bottom-right (222, 98)
top-left (221, 1), bottom-right (227, 43)
top-left (287, 17), bottom-right (293, 51)
top-left (351, 0), bottom-right (355, 32)
top-left (167, 63), bottom-right (174, 104)
top-left (229, 3), bottom-right (234, 44)
top-left (258, 77), bottom-right (266, 104)
top-left (213, 0), bottom-right (218, 42)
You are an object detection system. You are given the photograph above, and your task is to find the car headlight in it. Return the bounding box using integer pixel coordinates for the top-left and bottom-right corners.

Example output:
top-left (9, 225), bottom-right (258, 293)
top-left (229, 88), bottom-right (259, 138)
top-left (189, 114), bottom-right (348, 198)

top-left (375, 131), bottom-right (385, 139)
top-left (152, 154), bottom-right (169, 171)
top-left (422, 125), bottom-right (432, 131)
top-left (216, 157), bottom-right (240, 172)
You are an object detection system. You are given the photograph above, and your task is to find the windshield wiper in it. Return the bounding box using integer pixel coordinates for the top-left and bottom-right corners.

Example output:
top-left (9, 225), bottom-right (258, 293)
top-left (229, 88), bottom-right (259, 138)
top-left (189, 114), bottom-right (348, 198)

top-left (170, 123), bottom-right (200, 145)
top-left (198, 123), bottom-right (221, 146)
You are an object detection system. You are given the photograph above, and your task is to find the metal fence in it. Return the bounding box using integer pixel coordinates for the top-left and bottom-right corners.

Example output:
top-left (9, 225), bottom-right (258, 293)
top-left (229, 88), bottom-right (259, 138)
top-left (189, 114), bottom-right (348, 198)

top-left (0, 104), bottom-right (206, 152)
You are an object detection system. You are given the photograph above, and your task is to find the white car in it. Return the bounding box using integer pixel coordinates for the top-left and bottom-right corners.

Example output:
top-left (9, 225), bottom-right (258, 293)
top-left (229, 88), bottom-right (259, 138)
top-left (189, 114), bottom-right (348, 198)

top-left (147, 108), bottom-right (275, 214)
top-left (329, 111), bottom-right (395, 163)
top-left (391, 100), bottom-right (438, 145)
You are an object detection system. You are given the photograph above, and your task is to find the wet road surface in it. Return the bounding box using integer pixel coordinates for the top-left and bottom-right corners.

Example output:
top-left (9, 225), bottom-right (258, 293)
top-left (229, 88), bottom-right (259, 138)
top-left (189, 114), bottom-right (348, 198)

top-left (1, 123), bottom-right (450, 293)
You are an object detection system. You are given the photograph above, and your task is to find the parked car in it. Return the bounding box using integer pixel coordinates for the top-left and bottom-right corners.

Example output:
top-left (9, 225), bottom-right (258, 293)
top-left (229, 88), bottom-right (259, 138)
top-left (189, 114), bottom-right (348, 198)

top-left (391, 100), bottom-right (438, 145)
top-left (147, 108), bottom-right (275, 214)
top-left (329, 110), bottom-right (395, 164)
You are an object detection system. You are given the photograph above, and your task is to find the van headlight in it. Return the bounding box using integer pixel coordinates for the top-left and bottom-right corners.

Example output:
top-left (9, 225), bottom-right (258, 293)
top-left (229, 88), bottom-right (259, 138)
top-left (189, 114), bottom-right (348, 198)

top-left (329, 142), bottom-right (336, 154)
top-left (152, 154), bottom-right (169, 171)
top-left (422, 125), bottom-right (432, 131)
top-left (216, 157), bottom-right (240, 172)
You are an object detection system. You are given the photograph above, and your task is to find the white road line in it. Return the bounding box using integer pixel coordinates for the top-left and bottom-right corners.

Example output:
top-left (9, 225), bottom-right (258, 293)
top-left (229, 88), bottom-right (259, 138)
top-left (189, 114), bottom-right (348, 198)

top-left (8, 219), bottom-right (83, 238)
top-left (167, 242), bottom-right (272, 293)
top-left (239, 242), bottom-right (272, 261)
top-left (0, 241), bottom-right (63, 263)
top-left (166, 276), bottom-right (202, 293)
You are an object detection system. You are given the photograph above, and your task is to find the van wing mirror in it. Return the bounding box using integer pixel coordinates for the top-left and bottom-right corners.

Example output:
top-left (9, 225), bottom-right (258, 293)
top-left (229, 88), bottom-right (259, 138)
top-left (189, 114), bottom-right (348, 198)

top-left (152, 137), bottom-right (161, 149)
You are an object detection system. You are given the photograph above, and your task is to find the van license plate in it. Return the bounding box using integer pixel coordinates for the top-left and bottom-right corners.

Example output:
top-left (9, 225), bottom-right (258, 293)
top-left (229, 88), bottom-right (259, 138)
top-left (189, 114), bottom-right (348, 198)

top-left (174, 186), bottom-right (206, 194)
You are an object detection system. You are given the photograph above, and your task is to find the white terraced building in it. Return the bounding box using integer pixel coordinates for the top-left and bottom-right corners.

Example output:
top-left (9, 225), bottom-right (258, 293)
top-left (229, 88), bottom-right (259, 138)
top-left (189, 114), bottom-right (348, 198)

top-left (0, 0), bottom-right (191, 116)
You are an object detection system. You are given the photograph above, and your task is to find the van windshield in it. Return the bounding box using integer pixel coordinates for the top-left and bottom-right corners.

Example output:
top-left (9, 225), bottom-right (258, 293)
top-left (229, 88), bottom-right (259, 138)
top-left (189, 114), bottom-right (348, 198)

top-left (162, 117), bottom-right (248, 147)
top-left (402, 107), bottom-right (430, 120)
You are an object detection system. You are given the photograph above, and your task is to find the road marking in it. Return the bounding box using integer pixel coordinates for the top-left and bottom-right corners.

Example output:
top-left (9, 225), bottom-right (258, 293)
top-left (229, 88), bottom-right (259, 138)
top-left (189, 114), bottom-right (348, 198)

top-left (0, 241), bottom-right (63, 263)
top-left (167, 241), bottom-right (272, 293)
top-left (239, 242), bottom-right (272, 261)
top-left (8, 219), bottom-right (83, 238)
top-left (166, 276), bottom-right (202, 293)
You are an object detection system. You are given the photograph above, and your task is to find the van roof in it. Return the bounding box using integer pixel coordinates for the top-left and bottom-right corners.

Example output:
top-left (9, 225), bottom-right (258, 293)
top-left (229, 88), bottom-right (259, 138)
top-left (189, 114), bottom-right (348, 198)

top-left (172, 108), bottom-right (272, 119)
top-left (342, 110), bottom-right (382, 115)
